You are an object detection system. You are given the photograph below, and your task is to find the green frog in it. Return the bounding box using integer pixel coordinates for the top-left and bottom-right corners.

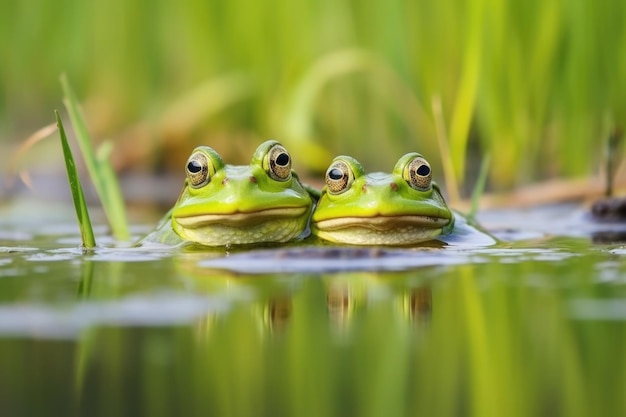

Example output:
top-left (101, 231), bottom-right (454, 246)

top-left (143, 140), bottom-right (316, 247)
top-left (310, 153), bottom-right (457, 245)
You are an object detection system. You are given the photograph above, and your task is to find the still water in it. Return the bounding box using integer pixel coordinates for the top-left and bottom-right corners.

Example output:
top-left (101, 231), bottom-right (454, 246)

top-left (1, 201), bottom-right (625, 417)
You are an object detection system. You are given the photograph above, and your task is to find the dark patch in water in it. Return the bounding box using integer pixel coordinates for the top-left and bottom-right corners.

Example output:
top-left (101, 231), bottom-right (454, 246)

top-left (590, 197), bottom-right (626, 222)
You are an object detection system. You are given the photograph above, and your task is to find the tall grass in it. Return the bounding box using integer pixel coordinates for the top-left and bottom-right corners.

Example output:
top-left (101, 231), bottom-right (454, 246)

top-left (2, 0), bottom-right (625, 192)
top-left (56, 111), bottom-right (96, 249)
top-left (60, 76), bottom-right (130, 242)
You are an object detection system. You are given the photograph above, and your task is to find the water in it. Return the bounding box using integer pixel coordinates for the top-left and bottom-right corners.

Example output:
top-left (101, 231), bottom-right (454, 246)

top-left (1, 200), bottom-right (625, 417)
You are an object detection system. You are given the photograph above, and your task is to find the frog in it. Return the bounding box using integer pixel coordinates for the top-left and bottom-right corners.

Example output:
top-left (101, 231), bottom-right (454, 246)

top-left (142, 140), bottom-right (316, 247)
top-left (310, 153), bottom-right (456, 246)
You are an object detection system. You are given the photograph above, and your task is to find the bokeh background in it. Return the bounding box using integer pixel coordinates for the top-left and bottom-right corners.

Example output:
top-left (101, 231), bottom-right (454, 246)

top-left (1, 0), bottom-right (625, 199)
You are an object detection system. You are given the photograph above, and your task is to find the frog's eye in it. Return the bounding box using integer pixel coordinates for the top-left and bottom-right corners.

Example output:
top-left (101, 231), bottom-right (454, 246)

top-left (325, 160), bottom-right (354, 195)
top-left (404, 156), bottom-right (432, 190)
top-left (186, 152), bottom-right (212, 188)
top-left (266, 144), bottom-right (292, 181)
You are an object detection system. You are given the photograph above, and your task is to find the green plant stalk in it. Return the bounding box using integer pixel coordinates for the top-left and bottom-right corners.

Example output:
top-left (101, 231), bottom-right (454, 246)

top-left (605, 127), bottom-right (623, 197)
top-left (432, 95), bottom-right (461, 204)
top-left (55, 110), bottom-right (96, 249)
top-left (468, 153), bottom-right (491, 222)
top-left (60, 74), bottom-right (130, 241)
top-left (448, 3), bottom-right (481, 187)
top-left (96, 140), bottom-right (131, 240)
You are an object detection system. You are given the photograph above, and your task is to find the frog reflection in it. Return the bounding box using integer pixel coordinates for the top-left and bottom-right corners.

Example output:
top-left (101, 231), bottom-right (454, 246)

top-left (324, 272), bottom-right (433, 333)
top-left (260, 295), bottom-right (293, 335)
top-left (75, 256), bottom-right (433, 341)
top-left (400, 286), bottom-right (432, 324)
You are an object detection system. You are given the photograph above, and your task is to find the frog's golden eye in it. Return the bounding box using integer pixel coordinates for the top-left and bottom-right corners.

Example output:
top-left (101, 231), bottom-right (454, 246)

top-left (325, 160), bottom-right (354, 195)
top-left (267, 144), bottom-right (292, 181)
top-left (404, 156), bottom-right (432, 190)
top-left (186, 152), bottom-right (211, 188)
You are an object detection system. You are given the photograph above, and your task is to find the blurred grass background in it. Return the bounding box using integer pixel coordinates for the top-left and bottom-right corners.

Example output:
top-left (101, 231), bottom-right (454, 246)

top-left (1, 0), bottom-right (625, 195)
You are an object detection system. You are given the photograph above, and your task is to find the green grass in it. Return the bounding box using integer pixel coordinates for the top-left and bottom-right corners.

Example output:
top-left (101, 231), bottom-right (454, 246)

top-left (60, 76), bottom-right (130, 242)
top-left (2, 0), bottom-right (625, 195)
top-left (56, 111), bottom-right (96, 249)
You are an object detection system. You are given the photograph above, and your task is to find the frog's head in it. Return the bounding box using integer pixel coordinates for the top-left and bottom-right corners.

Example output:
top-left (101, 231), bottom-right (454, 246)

top-left (311, 153), bottom-right (454, 245)
top-left (172, 140), bottom-right (314, 246)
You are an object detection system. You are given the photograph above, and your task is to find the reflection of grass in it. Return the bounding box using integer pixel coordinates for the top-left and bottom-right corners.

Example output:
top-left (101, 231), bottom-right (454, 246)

top-left (57, 258), bottom-right (626, 416)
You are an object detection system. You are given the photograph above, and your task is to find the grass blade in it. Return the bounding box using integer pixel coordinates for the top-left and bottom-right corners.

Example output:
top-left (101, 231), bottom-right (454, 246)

top-left (432, 95), bottom-right (461, 204)
top-left (96, 140), bottom-right (132, 236)
top-left (60, 74), bottom-right (130, 241)
top-left (468, 153), bottom-right (491, 222)
top-left (55, 110), bottom-right (96, 249)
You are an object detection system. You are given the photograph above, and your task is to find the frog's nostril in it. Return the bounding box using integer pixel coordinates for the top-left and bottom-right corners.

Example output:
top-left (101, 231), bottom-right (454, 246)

top-left (222, 177), bottom-right (229, 185)
top-left (249, 176), bottom-right (257, 184)
top-left (389, 182), bottom-right (398, 191)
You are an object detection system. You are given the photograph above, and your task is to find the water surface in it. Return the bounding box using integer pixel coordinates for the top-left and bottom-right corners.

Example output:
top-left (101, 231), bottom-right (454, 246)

top-left (1, 200), bottom-right (625, 417)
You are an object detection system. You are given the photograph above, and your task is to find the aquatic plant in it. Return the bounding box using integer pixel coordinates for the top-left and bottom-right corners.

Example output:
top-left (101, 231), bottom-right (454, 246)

top-left (60, 76), bottom-right (130, 242)
top-left (55, 111), bottom-right (96, 248)
top-left (3, 0), bottom-right (625, 195)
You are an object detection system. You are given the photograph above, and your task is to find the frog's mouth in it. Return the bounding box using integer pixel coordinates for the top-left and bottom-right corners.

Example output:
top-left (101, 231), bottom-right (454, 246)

top-left (314, 214), bottom-right (451, 231)
top-left (174, 206), bottom-right (309, 228)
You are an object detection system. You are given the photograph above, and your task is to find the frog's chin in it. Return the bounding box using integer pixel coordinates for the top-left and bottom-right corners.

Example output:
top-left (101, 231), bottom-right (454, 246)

top-left (314, 214), bottom-right (450, 231)
top-left (312, 214), bottom-right (451, 246)
top-left (171, 206), bottom-right (310, 246)
top-left (173, 206), bottom-right (309, 228)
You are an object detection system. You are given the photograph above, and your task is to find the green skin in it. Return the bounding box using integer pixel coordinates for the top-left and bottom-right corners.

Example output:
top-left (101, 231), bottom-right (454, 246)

top-left (169, 140), bottom-right (315, 246)
top-left (311, 153), bottom-right (454, 246)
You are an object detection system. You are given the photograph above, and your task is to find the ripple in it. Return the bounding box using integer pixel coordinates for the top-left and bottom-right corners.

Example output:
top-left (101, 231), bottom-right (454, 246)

top-left (570, 298), bottom-right (626, 321)
top-left (0, 246), bottom-right (38, 253)
top-left (0, 293), bottom-right (229, 339)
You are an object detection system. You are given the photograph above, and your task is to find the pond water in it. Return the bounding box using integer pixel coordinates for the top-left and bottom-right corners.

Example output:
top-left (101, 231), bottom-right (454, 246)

top-left (1, 199), bottom-right (625, 417)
